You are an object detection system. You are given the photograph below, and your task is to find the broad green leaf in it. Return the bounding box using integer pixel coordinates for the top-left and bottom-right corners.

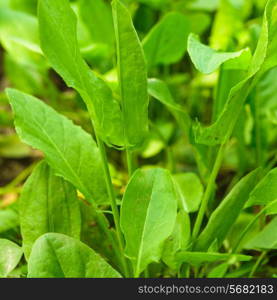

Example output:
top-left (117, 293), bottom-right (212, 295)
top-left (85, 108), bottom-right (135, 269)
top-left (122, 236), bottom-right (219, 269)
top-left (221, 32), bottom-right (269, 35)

top-left (0, 239), bottom-right (23, 277)
top-left (7, 88), bottom-right (109, 204)
top-left (176, 251), bottom-right (251, 267)
top-left (194, 169), bottom-right (260, 251)
top-left (245, 168), bottom-right (277, 214)
top-left (120, 168), bottom-right (178, 277)
top-left (174, 173), bottom-right (203, 213)
top-left (143, 12), bottom-right (190, 67)
top-left (0, 209), bottom-right (18, 233)
top-left (193, 0), bottom-right (277, 146)
top-left (28, 233), bottom-right (121, 278)
top-left (147, 78), bottom-right (191, 138)
top-left (112, 0), bottom-right (148, 149)
top-left (188, 34), bottom-right (250, 74)
top-left (20, 161), bottom-right (81, 259)
top-left (245, 217), bottom-right (277, 250)
top-left (162, 212), bottom-right (190, 270)
top-left (79, 0), bottom-right (114, 46)
top-left (186, 13), bottom-right (211, 35)
top-left (38, 0), bottom-right (124, 147)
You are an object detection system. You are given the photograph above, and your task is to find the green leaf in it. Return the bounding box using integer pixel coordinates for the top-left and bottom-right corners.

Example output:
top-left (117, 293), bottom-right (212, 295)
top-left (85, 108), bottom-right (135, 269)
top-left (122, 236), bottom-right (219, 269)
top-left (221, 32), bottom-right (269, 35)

top-left (120, 168), bottom-right (178, 277)
top-left (0, 209), bottom-right (19, 233)
top-left (6, 88), bottom-right (108, 205)
top-left (147, 78), bottom-right (191, 138)
top-left (162, 212), bottom-right (190, 270)
top-left (246, 168), bottom-right (277, 214)
top-left (143, 12), bottom-right (190, 67)
top-left (20, 161), bottom-right (81, 259)
top-left (188, 33), bottom-right (250, 74)
top-left (28, 233), bottom-right (121, 278)
top-left (10, 0), bottom-right (38, 15)
top-left (79, 0), bottom-right (114, 46)
top-left (245, 217), bottom-right (277, 250)
top-left (176, 251), bottom-right (251, 267)
top-left (0, 239), bottom-right (23, 277)
top-left (209, 0), bottom-right (245, 51)
top-left (0, 8), bottom-right (43, 63)
top-left (207, 262), bottom-right (229, 278)
top-left (112, 0), bottom-right (148, 149)
top-left (38, 0), bottom-right (124, 147)
top-left (188, 0), bottom-right (219, 11)
top-left (174, 173), bottom-right (203, 213)
top-left (195, 169), bottom-right (260, 251)
top-left (148, 78), bottom-right (184, 112)
top-left (192, 0), bottom-right (277, 146)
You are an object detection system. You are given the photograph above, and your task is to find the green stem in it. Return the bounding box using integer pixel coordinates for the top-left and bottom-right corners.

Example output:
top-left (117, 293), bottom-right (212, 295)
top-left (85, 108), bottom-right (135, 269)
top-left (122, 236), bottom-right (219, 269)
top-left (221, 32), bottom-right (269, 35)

top-left (249, 251), bottom-right (267, 278)
top-left (96, 135), bottom-right (129, 277)
top-left (254, 91), bottom-right (263, 167)
top-left (126, 149), bottom-right (135, 176)
top-left (232, 199), bottom-right (277, 253)
top-left (192, 143), bottom-right (225, 240)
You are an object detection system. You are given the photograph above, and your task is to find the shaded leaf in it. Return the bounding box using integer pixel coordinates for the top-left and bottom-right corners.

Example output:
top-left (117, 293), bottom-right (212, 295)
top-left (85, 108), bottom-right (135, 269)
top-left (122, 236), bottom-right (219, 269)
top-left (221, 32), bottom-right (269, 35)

top-left (246, 168), bottom-right (277, 213)
top-left (20, 161), bottom-right (81, 259)
top-left (143, 12), bottom-right (190, 66)
top-left (147, 78), bottom-right (191, 137)
top-left (176, 251), bottom-right (251, 267)
top-left (195, 169), bottom-right (260, 251)
top-left (79, 0), bottom-right (114, 46)
top-left (0, 209), bottom-right (18, 233)
top-left (245, 217), bottom-right (277, 250)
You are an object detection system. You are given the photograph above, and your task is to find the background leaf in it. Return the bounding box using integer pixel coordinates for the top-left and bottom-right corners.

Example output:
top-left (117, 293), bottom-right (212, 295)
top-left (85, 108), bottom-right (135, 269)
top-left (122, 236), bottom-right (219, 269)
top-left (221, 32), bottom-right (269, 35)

top-left (245, 217), bottom-right (277, 250)
top-left (0, 209), bottom-right (18, 233)
top-left (194, 169), bottom-right (260, 251)
top-left (20, 161), bottom-right (81, 259)
top-left (79, 0), bottom-right (114, 46)
top-left (143, 12), bottom-right (190, 67)
top-left (246, 168), bottom-right (277, 213)
top-left (176, 251), bottom-right (251, 267)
